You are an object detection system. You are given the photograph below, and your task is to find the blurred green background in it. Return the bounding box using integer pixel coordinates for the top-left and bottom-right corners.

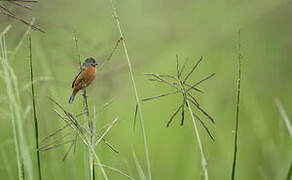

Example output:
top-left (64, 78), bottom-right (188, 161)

top-left (0, 0), bottom-right (291, 179)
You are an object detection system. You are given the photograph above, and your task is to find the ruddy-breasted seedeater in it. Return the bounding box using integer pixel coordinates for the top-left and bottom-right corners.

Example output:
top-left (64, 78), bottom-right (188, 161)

top-left (68, 57), bottom-right (98, 104)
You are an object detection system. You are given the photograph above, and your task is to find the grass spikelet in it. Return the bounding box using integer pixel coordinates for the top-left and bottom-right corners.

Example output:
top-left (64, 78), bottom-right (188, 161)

top-left (94, 163), bottom-right (135, 180)
top-left (143, 55), bottom-right (215, 179)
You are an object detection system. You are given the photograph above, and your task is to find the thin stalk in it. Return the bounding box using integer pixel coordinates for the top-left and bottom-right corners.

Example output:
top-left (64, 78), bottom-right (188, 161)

top-left (109, 1), bottom-right (152, 179)
top-left (28, 34), bottom-right (42, 180)
top-left (93, 106), bottom-right (97, 146)
top-left (92, 106), bottom-right (96, 180)
top-left (98, 37), bottom-right (123, 71)
top-left (83, 66), bottom-right (94, 180)
top-left (73, 33), bottom-right (94, 180)
top-left (83, 90), bottom-right (95, 180)
top-left (187, 100), bottom-right (208, 180)
top-left (89, 143), bottom-right (108, 180)
top-left (231, 29), bottom-right (242, 180)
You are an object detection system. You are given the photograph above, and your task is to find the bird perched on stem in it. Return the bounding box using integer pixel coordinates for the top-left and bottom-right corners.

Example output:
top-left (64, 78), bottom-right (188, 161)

top-left (69, 57), bottom-right (98, 104)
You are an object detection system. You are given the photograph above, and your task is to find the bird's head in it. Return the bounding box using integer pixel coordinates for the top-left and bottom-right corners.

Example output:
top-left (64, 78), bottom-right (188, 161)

top-left (83, 57), bottom-right (98, 67)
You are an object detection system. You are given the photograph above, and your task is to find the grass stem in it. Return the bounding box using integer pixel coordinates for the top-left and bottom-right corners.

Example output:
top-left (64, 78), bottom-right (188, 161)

top-left (28, 34), bottom-right (42, 180)
top-left (231, 29), bottom-right (242, 180)
top-left (187, 100), bottom-right (208, 180)
top-left (109, 1), bottom-right (152, 179)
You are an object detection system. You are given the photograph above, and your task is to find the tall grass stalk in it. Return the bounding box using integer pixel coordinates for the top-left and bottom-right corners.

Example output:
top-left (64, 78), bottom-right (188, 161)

top-left (0, 32), bottom-right (23, 180)
top-left (28, 34), bottom-right (42, 180)
top-left (81, 90), bottom-right (93, 180)
top-left (82, 91), bottom-right (95, 180)
top-left (109, 1), bottom-right (152, 179)
top-left (73, 33), bottom-right (101, 180)
top-left (231, 29), bottom-right (242, 180)
top-left (73, 33), bottom-right (92, 180)
top-left (187, 101), bottom-right (209, 179)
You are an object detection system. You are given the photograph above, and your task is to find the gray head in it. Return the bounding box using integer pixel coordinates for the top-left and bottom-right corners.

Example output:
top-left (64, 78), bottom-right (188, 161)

top-left (82, 57), bottom-right (98, 67)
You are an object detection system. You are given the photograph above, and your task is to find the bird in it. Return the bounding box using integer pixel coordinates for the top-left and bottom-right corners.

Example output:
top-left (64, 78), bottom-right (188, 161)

top-left (68, 57), bottom-right (98, 104)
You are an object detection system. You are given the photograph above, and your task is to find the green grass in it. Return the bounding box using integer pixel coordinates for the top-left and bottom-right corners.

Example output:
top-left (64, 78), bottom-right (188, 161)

top-left (1, 29), bottom-right (23, 180)
top-left (0, 0), bottom-right (292, 179)
top-left (1, 30), bottom-right (33, 180)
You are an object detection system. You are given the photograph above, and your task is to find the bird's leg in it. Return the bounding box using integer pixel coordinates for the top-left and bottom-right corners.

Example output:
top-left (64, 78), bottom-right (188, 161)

top-left (83, 89), bottom-right (87, 98)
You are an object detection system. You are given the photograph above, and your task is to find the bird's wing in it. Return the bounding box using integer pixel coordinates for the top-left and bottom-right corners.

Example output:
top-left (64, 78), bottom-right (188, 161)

top-left (72, 71), bottom-right (81, 88)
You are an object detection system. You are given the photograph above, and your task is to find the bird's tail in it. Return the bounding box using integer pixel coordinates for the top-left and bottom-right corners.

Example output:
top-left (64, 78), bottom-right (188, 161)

top-left (68, 93), bottom-right (75, 104)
